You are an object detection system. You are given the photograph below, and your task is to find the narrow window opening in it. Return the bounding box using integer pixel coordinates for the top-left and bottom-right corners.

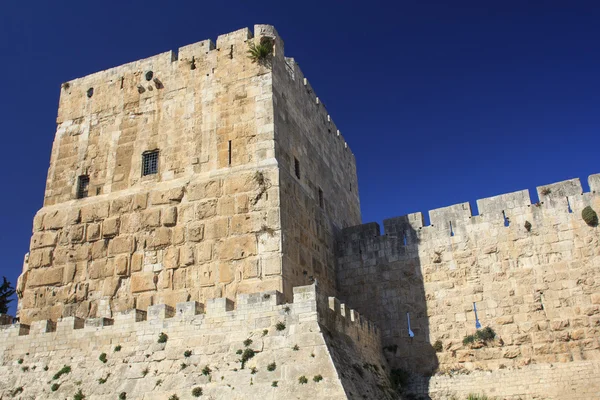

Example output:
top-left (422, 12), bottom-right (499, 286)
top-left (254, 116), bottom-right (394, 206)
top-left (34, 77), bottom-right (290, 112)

top-left (503, 210), bottom-right (510, 227)
top-left (318, 187), bottom-right (324, 208)
top-left (96, 187), bottom-right (101, 195)
top-left (403, 231), bottom-right (408, 246)
top-left (228, 140), bottom-right (232, 166)
top-left (120, 77), bottom-right (124, 89)
top-left (142, 150), bottom-right (159, 176)
top-left (449, 221), bottom-right (454, 237)
top-left (229, 45), bottom-right (234, 59)
top-left (349, 183), bottom-right (352, 192)
top-left (294, 157), bottom-right (300, 179)
top-left (567, 197), bottom-right (573, 213)
top-left (76, 175), bottom-right (90, 199)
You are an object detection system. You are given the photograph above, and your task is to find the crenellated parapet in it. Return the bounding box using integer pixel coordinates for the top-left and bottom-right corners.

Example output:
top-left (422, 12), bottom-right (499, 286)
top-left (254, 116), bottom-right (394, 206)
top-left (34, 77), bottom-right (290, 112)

top-left (0, 284), bottom-right (392, 399)
top-left (337, 174), bottom-right (600, 377)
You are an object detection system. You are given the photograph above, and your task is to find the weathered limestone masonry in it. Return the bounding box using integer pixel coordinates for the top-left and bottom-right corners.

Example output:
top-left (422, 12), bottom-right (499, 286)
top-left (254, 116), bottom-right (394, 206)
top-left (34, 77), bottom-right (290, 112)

top-left (0, 284), bottom-right (395, 399)
top-left (17, 24), bottom-right (359, 324)
top-left (338, 175), bottom-right (600, 399)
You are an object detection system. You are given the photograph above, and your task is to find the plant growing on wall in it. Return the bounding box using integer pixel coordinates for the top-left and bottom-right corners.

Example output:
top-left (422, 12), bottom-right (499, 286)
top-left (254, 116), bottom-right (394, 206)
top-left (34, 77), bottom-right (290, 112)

top-left (157, 332), bottom-right (168, 343)
top-left (247, 38), bottom-right (274, 66)
top-left (582, 206), bottom-right (598, 226)
top-left (524, 221), bottom-right (532, 232)
top-left (463, 327), bottom-right (496, 346)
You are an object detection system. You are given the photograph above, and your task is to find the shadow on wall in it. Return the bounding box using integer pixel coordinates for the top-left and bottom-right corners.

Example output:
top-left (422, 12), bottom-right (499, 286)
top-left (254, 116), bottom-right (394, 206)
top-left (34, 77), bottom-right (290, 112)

top-left (336, 216), bottom-right (438, 393)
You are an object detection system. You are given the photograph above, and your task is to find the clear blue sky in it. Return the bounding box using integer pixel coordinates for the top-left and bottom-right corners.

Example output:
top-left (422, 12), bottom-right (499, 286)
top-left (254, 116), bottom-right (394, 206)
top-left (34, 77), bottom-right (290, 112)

top-left (1, 1), bottom-right (599, 315)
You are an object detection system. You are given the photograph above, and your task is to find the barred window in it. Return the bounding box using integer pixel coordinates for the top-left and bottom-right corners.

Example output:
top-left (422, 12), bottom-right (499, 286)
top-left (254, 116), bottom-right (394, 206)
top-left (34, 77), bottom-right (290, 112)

top-left (142, 150), bottom-right (159, 176)
top-left (76, 175), bottom-right (89, 199)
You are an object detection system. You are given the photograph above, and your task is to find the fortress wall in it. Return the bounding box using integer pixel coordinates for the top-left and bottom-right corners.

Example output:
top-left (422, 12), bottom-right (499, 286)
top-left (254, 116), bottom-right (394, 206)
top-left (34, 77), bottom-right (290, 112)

top-left (19, 168), bottom-right (283, 324)
top-left (47, 26), bottom-right (274, 205)
top-left (267, 24), bottom-right (361, 298)
top-left (20, 26), bottom-right (291, 324)
top-left (0, 284), bottom-right (394, 400)
top-left (337, 174), bottom-right (600, 396)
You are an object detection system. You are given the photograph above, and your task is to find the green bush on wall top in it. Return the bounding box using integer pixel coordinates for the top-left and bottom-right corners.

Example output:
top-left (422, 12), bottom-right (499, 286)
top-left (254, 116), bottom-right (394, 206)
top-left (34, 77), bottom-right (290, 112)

top-left (582, 206), bottom-right (598, 226)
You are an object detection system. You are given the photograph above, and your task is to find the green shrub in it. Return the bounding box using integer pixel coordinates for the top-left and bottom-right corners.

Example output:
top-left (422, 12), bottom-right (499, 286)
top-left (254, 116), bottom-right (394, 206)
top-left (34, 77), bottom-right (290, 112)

top-left (202, 365), bottom-right (212, 376)
top-left (74, 389), bottom-right (85, 400)
top-left (51, 383), bottom-right (60, 392)
top-left (243, 338), bottom-right (253, 347)
top-left (53, 365), bottom-right (71, 380)
top-left (114, 345), bottom-right (122, 352)
top-left (44, 366), bottom-right (49, 371)
top-left (168, 395), bottom-right (179, 400)
top-left (180, 363), bottom-right (188, 370)
top-left (99, 353), bottom-right (107, 363)
top-left (298, 375), bottom-right (308, 384)
top-left (184, 350), bottom-right (192, 357)
top-left (192, 387), bottom-right (203, 397)
top-left (262, 329), bottom-right (268, 336)
top-left (98, 374), bottom-right (110, 384)
top-left (524, 221), bottom-right (532, 232)
top-left (463, 327), bottom-right (496, 345)
top-left (240, 349), bottom-right (255, 369)
top-left (275, 322), bottom-right (286, 331)
top-left (21, 366), bottom-right (29, 372)
top-left (119, 393), bottom-right (127, 400)
top-left (292, 344), bottom-right (299, 351)
top-left (313, 374), bottom-right (323, 382)
top-left (267, 362), bottom-right (276, 371)
top-left (433, 340), bottom-right (443, 352)
top-left (467, 394), bottom-right (492, 400)
top-left (250, 367), bottom-right (258, 374)
top-left (272, 381), bottom-right (278, 387)
top-left (236, 349), bottom-right (243, 355)
top-left (582, 206), bottom-right (598, 226)
top-left (142, 368), bottom-right (149, 377)
top-left (158, 332), bottom-right (168, 343)
top-left (476, 327), bottom-right (496, 341)
top-left (11, 387), bottom-right (24, 397)
top-left (463, 334), bottom-right (476, 345)
top-left (247, 38), bottom-right (274, 65)
top-left (17, 358), bottom-right (23, 364)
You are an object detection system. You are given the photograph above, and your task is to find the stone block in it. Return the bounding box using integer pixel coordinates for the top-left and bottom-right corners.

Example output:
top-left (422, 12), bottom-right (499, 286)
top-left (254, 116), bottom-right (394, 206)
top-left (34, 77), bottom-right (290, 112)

top-left (81, 202), bottom-right (109, 222)
top-left (148, 304), bottom-right (175, 319)
top-left (179, 245), bottom-right (195, 267)
top-left (68, 225), bottom-right (85, 243)
top-left (206, 297), bottom-right (234, 315)
top-left (30, 231), bottom-right (58, 249)
top-left (115, 254), bottom-right (129, 276)
top-left (187, 180), bottom-right (221, 201)
top-left (131, 272), bottom-right (156, 293)
top-left (146, 228), bottom-right (172, 249)
top-left (28, 249), bottom-right (53, 268)
top-left (108, 236), bottom-right (134, 255)
top-left (86, 223), bottom-right (101, 241)
top-left (142, 209), bottom-right (161, 229)
top-left (163, 206), bottom-right (178, 226)
top-left (175, 301), bottom-right (204, 317)
top-left (187, 222), bottom-right (204, 242)
top-left (195, 199), bottom-right (218, 219)
top-left (103, 216), bottom-right (120, 237)
top-left (219, 236), bottom-right (256, 260)
top-left (132, 193), bottom-right (148, 211)
top-left (131, 253), bottom-right (144, 272)
top-left (43, 210), bottom-right (67, 230)
top-left (164, 247), bottom-right (179, 269)
top-left (149, 187), bottom-right (184, 205)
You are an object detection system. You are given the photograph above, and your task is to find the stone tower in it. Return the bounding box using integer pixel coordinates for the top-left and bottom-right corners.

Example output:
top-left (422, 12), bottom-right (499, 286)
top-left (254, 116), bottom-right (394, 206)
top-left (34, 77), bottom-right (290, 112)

top-left (17, 24), bottom-right (360, 324)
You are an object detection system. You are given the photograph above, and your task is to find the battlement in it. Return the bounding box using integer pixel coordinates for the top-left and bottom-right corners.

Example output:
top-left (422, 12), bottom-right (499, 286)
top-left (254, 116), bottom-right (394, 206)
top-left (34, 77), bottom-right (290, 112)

top-left (2, 284), bottom-right (377, 346)
top-left (343, 173), bottom-right (600, 241)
